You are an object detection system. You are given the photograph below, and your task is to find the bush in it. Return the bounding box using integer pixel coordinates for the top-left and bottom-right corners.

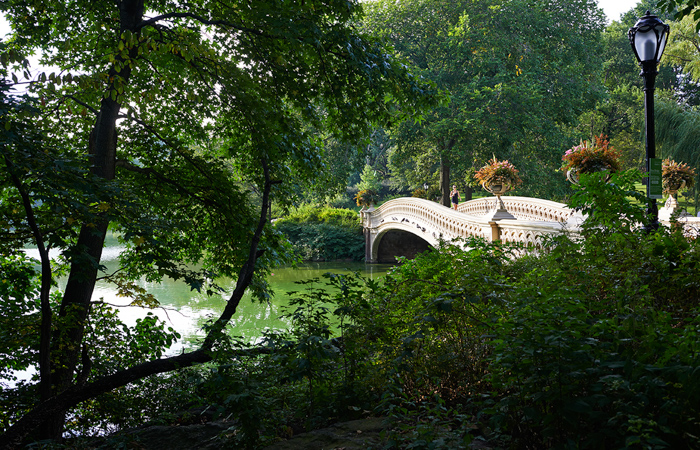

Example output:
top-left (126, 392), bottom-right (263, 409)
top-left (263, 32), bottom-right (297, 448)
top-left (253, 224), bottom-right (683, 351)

top-left (274, 206), bottom-right (364, 261)
top-left (350, 170), bottom-right (700, 448)
top-left (275, 222), bottom-right (364, 261)
top-left (275, 204), bottom-right (360, 228)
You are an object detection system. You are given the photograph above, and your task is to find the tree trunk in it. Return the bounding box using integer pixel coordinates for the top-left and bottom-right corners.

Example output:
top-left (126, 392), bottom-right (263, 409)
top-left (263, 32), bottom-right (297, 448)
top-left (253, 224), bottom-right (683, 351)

top-left (464, 185), bottom-right (473, 201)
top-left (1, 162), bottom-right (275, 448)
top-left (38, 0), bottom-right (145, 441)
top-left (439, 139), bottom-right (456, 208)
top-left (440, 157), bottom-right (450, 207)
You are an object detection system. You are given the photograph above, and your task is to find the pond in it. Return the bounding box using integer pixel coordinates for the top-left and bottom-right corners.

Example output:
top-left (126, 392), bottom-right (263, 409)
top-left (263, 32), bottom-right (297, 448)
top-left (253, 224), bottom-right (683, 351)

top-left (24, 233), bottom-right (394, 353)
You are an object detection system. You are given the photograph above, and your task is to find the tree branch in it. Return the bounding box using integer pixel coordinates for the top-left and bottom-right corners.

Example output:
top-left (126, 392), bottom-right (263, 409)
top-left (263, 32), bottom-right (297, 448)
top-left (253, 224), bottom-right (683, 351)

top-left (0, 157), bottom-right (275, 448)
top-left (137, 12), bottom-right (266, 37)
top-left (201, 157), bottom-right (272, 348)
top-left (1, 154), bottom-right (54, 402)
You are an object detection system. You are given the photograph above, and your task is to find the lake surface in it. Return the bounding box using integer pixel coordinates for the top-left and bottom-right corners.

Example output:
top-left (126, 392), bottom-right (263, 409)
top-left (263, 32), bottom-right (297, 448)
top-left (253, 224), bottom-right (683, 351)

top-left (24, 234), bottom-right (393, 352)
top-left (119, 260), bottom-right (392, 351)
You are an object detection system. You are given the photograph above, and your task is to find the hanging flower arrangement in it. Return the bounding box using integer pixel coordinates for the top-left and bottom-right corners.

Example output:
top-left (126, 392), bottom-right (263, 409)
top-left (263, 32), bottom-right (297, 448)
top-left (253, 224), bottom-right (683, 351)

top-left (561, 134), bottom-right (621, 175)
top-left (474, 157), bottom-right (523, 190)
top-left (662, 158), bottom-right (696, 195)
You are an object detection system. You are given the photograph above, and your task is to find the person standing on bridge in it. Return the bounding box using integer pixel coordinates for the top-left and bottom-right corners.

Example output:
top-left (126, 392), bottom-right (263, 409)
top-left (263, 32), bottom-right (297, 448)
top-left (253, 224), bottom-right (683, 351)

top-left (451, 185), bottom-right (460, 210)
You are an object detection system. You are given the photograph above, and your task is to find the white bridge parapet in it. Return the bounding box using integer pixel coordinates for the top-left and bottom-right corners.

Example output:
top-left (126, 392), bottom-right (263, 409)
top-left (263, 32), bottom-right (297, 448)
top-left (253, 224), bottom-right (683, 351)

top-left (361, 196), bottom-right (700, 263)
top-left (457, 196), bottom-right (578, 222)
top-left (361, 197), bottom-right (583, 262)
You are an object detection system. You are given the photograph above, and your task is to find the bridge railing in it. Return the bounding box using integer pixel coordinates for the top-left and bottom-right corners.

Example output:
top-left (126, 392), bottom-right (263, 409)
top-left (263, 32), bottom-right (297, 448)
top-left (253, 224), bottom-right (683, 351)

top-left (457, 196), bottom-right (577, 223)
top-left (362, 196), bottom-right (700, 262)
top-left (361, 197), bottom-right (579, 261)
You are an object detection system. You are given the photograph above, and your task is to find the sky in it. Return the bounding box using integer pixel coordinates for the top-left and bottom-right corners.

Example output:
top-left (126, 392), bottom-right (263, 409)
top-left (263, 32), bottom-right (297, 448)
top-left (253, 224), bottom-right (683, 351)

top-left (598, 0), bottom-right (641, 23)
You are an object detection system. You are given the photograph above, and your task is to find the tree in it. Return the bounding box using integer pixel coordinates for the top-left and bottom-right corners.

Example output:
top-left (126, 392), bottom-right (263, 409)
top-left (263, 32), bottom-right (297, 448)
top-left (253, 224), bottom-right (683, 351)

top-left (658, 0), bottom-right (700, 30)
top-left (589, 2), bottom-right (700, 175)
top-left (356, 164), bottom-right (383, 195)
top-left (362, 0), bottom-right (607, 203)
top-left (569, 1), bottom-right (688, 174)
top-left (0, 0), bottom-right (436, 445)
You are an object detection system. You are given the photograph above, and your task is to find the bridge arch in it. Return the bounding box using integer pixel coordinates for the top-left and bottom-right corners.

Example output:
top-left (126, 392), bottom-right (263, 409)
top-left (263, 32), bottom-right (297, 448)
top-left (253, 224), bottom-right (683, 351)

top-left (372, 228), bottom-right (433, 263)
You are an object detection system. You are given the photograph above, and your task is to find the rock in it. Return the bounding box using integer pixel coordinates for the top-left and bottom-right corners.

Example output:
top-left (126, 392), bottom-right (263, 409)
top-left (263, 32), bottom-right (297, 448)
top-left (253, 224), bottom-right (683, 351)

top-left (262, 417), bottom-right (388, 450)
top-left (91, 421), bottom-right (234, 450)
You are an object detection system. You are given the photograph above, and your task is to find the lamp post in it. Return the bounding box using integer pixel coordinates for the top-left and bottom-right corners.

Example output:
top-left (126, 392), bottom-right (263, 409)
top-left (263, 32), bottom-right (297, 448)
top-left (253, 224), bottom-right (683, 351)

top-left (629, 11), bottom-right (670, 231)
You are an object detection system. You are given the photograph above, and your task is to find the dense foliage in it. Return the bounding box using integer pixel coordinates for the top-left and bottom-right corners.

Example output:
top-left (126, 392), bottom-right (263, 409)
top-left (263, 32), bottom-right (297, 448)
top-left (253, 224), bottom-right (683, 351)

top-left (274, 206), bottom-right (364, 261)
top-left (361, 0), bottom-right (607, 202)
top-left (77, 171), bottom-right (700, 448)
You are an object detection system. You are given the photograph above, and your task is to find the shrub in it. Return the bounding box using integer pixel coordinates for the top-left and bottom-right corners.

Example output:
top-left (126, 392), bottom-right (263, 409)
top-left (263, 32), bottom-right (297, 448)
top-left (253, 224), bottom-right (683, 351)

top-left (275, 205), bottom-right (360, 228)
top-left (274, 206), bottom-right (364, 261)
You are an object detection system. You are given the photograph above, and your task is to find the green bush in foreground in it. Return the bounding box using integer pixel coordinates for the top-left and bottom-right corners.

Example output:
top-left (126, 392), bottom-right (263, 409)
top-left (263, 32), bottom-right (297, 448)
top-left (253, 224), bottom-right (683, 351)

top-left (358, 170), bottom-right (700, 448)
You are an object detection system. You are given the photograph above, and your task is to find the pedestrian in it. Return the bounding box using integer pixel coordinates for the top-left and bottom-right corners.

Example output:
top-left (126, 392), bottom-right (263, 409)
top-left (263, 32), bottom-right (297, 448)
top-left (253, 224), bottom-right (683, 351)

top-left (450, 185), bottom-right (460, 210)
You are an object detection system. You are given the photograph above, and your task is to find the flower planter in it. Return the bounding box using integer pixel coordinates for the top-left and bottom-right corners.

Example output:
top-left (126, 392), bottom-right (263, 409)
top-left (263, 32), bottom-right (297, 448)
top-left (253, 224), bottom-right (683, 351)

top-left (660, 159), bottom-right (696, 220)
top-left (660, 180), bottom-right (686, 220)
top-left (482, 181), bottom-right (516, 221)
top-left (484, 183), bottom-right (509, 195)
top-left (474, 157), bottom-right (521, 221)
top-left (566, 168), bottom-right (579, 185)
top-left (561, 135), bottom-right (620, 183)
top-left (566, 167), bottom-right (612, 185)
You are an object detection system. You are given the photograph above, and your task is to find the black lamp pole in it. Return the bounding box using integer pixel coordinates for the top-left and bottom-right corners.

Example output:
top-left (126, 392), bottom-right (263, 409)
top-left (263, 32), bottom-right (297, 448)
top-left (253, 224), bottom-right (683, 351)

top-left (629, 11), bottom-right (670, 231)
top-left (642, 57), bottom-right (660, 230)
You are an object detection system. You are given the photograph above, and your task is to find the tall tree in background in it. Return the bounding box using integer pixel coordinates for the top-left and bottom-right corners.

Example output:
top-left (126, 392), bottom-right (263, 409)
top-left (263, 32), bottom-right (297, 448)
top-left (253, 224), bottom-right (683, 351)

top-left (0, 0), bottom-right (435, 445)
top-left (583, 1), bottom-right (700, 173)
top-left (362, 0), bottom-right (607, 202)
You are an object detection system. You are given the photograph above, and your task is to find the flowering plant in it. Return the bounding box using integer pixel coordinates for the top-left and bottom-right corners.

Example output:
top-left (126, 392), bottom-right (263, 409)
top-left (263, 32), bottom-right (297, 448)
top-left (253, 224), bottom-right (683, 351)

top-left (474, 157), bottom-right (523, 189)
top-left (662, 158), bottom-right (696, 195)
top-left (561, 134), bottom-right (621, 174)
top-left (412, 187), bottom-right (427, 199)
top-left (354, 189), bottom-right (378, 207)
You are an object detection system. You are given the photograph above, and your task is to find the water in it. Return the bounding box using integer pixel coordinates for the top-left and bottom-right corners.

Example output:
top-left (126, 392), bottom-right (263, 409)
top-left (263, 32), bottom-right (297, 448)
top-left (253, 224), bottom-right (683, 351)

top-left (129, 260), bottom-right (392, 349)
top-left (22, 235), bottom-right (393, 352)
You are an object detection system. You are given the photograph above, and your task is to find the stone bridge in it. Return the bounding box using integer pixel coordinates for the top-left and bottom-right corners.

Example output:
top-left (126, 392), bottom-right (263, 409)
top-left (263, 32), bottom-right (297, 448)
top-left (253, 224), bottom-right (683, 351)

top-left (361, 196), bottom-right (700, 263)
top-left (360, 196), bottom-right (585, 263)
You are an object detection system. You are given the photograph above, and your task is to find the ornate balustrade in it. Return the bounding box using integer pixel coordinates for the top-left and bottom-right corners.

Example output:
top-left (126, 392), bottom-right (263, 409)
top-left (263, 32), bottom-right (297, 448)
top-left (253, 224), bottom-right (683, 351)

top-left (457, 196), bottom-right (576, 222)
top-left (361, 196), bottom-right (579, 262)
top-left (361, 195), bottom-right (699, 262)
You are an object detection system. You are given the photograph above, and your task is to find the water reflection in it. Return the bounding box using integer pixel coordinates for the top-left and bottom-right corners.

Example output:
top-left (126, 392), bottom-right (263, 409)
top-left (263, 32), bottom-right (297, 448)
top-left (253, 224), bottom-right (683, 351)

top-left (23, 236), bottom-right (392, 352)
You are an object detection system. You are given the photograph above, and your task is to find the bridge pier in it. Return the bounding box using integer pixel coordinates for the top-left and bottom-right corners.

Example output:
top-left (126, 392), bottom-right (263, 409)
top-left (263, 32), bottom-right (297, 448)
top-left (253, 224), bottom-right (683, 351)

top-left (489, 221), bottom-right (501, 242)
top-left (364, 227), bottom-right (374, 262)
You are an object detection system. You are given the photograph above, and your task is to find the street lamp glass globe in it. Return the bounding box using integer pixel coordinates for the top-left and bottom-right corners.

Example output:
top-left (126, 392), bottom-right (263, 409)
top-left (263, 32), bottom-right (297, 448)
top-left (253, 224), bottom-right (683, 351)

top-left (628, 11), bottom-right (670, 64)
